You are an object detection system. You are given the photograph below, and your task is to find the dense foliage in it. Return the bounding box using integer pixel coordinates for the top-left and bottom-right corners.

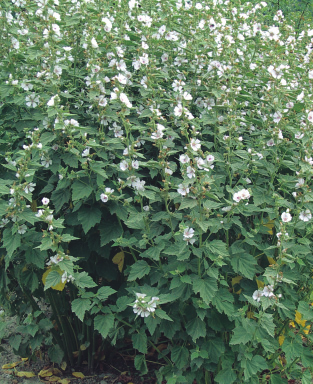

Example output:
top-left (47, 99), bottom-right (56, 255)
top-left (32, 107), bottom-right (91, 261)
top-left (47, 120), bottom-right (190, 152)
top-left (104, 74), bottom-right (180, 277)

top-left (1, 0), bottom-right (313, 383)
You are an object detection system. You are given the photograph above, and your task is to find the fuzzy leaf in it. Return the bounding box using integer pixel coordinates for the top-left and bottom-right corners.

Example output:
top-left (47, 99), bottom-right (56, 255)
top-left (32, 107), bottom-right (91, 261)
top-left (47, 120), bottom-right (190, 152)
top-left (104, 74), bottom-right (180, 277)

top-left (132, 331), bottom-right (147, 354)
top-left (77, 206), bottom-right (102, 234)
top-left (186, 318), bottom-right (206, 342)
top-left (128, 260), bottom-right (151, 281)
top-left (94, 314), bottom-right (115, 338)
top-left (71, 298), bottom-right (91, 321)
top-left (192, 276), bottom-right (218, 305)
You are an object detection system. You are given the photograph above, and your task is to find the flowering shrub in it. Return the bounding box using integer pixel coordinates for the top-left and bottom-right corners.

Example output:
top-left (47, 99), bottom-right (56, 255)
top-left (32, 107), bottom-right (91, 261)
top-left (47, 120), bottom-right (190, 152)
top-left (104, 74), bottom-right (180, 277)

top-left (1, 0), bottom-right (313, 382)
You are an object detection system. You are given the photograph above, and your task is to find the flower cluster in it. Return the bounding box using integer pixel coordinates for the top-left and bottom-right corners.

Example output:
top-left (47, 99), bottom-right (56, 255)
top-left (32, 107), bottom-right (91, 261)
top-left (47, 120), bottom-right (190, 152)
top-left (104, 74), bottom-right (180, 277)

top-left (233, 189), bottom-right (251, 203)
top-left (252, 285), bottom-right (281, 302)
top-left (132, 293), bottom-right (160, 318)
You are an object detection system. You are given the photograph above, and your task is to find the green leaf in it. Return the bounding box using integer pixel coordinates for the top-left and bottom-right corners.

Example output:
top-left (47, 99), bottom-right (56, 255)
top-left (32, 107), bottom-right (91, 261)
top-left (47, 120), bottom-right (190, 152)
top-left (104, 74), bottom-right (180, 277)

top-left (74, 272), bottom-right (97, 288)
top-left (71, 298), bottom-right (91, 321)
top-left (134, 355), bottom-right (148, 374)
top-left (171, 346), bottom-right (189, 369)
top-left (186, 317), bottom-right (206, 342)
top-left (2, 228), bottom-right (21, 258)
top-left (51, 188), bottom-right (71, 212)
top-left (61, 234), bottom-right (79, 242)
top-left (72, 180), bottom-right (93, 201)
top-left (144, 316), bottom-right (160, 336)
top-left (297, 301), bottom-right (313, 321)
top-left (140, 244), bottom-right (165, 261)
top-left (214, 369), bottom-right (237, 384)
top-left (48, 344), bottom-right (64, 365)
top-left (230, 252), bottom-right (257, 280)
top-left (132, 331), bottom-right (147, 354)
top-left (77, 206), bottom-right (102, 234)
top-left (44, 270), bottom-right (62, 291)
top-left (230, 323), bottom-right (255, 345)
top-left (0, 185), bottom-right (9, 195)
top-left (206, 240), bottom-right (229, 257)
top-left (128, 260), bottom-right (151, 281)
top-left (155, 309), bottom-right (173, 322)
top-left (99, 219), bottom-right (123, 246)
top-left (260, 313), bottom-right (275, 338)
top-left (125, 213), bottom-right (146, 230)
top-left (241, 355), bottom-right (267, 381)
top-left (97, 286), bottom-right (116, 300)
top-left (9, 335), bottom-right (22, 351)
top-left (94, 314), bottom-right (115, 338)
top-left (179, 198), bottom-right (198, 210)
top-left (270, 374), bottom-right (288, 384)
top-left (192, 276), bottom-right (218, 305)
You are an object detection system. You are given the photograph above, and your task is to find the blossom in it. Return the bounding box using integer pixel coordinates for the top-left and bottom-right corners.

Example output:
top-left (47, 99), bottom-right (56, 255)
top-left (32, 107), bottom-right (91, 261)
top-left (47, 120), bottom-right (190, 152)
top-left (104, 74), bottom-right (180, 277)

top-left (120, 160), bottom-right (129, 171)
top-left (267, 139), bottom-right (275, 147)
top-left (183, 227), bottom-right (194, 240)
top-left (47, 94), bottom-right (58, 106)
top-left (46, 254), bottom-right (64, 266)
top-left (299, 210), bottom-right (312, 222)
top-left (233, 189), bottom-right (250, 203)
top-left (91, 37), bottom-right (98, 48)
top-left (252, 290), bottom-right (262, 302)
top-left (179, 154), bottom-right (190, 164)
top-left (42, 197), bottom-right (50, 205)
top-left (186, 166), bottom-right (196, 179)
top-left (295, 178), bottom-right (305, 188)
top-left (190, 138), bottom-right (201, 151)
top-left (61, 272), bottom-right (74, 284)
top-left (17, 224), bottom-right (27, 234)
top-left (100, 194), bottom-right (108, 203)
top-left (82, 147), bottom-right (90, 157)
top-left (120, 92), bottom-right (132, 108)
top-left (281, 211), bottom-right (292, 223)
top-left (177, 184), bottom-right (190, 196)
top-left (24, 182), bottom-right (36, 194)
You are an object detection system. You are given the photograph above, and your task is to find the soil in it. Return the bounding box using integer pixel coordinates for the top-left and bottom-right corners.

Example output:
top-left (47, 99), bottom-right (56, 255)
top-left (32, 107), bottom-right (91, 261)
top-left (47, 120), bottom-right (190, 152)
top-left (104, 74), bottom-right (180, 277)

top-left (0, 315), bottom-right (158, 384)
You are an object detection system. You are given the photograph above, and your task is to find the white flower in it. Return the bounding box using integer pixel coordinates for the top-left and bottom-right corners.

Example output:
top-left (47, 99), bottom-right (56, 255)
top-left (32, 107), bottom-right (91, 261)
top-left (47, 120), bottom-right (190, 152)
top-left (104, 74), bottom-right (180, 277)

top-left (299, 210), bottom-right (312, 222)
top-left (295, 178), bottom-right (305, 188)
top-left (186, 166), bottom-right (195, 179)
top-left (295, 132), bottom-right (304, 140)
top-left (221, 206), bottom-right (232, 212)
top-left (120, 160), bottom-right (129, 171)
top-left (54, 65), bottom-right (62, 76)
top-left (179, 154), bottom-right (190, 164)
top-left (190, 138), bottom-right (201, 151)
top-left (91, 37), bottom-right (98, 48)
top-left (46, 254), bottom-right (63, 266)
top-left (120, 92), bottom-right (132, 108)
top-left (174, 104), bottom-right (183, 117)
top-left (17, 224), bottom-right (27, 234)
top-left (132, 160), bottom-right (139, 169)
top-left (47, 94), bottom-right (58, 106)
top-left (206, 154), bottom-right (214, 163)
top-left (35, 209), bottom-right (44, 218)
top-left (281, 211), bottom-right (292, 223)
top-left (252, 290), bottom-right (262, 302)
top-left (267, 139), bottom-right (275, 147)
top-left (177, 184), bottom-right (190, 196)
top-left (308, 111), bottom-right (313, 123)
top-left (183, 227), bottom-right (194, 240)
top-left (263, 285), bottom-right (274, 297)
top-left (100, 193), bottom-right (108, 203)
top-left (82, 147), bottom-right (90, 157)
top-left (42, 197), bottom-right (49, 205)
top-left (24, 182), bottom-right (36, 194)
top-left (143, 205), bottom-right (150, 211)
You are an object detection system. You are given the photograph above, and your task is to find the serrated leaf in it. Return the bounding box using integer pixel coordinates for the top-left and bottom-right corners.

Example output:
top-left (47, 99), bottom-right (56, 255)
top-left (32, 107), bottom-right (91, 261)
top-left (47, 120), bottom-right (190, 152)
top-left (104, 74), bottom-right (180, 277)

top-left (241, 355), bottom-right (267, 381)
top-left (71, 298), bottom-right (91, 321)
top-left (178, 198), bottom-right (198, 210)
top-left (192, 277), bottom-right (218, 305)
top-left (132, 331), bottom-right (147, 354)
top-left (94, 314), bottom-right (115, 338)
top-left (206, 240), bottom-right (228, 257)
top-left (171, 346), bottom-right (189, 369)
top-left (128, 260), bottom-right (151, 281)
top-left (74, 271), bottom-right (97, 288)
top-left (99, 219), bottom-right (123, 246)
top-left (77, 206), bottom-right (102, 234)
top-left (186, 318), bottom-right (206, 342)
top-left (2, 228), bottom-right (21, 258)
top-left (230, 325), bottom-right (254, 345)
top-left (48, 345), bottom-right (64, 365)
top-left (214, 368), bottom-right (237, 384)
top-left (97, 286), bottom-right (116, 300)
top-left (230, 252), bottom-right (257, 280)
top-left (42, 269), bottom-right (65, 291)
top-left (72, 180), bottom-right (93, 201)
top-left (134, 355), bottom-right (148, 374)
top-left (155, 309), bottom-right (173, 321)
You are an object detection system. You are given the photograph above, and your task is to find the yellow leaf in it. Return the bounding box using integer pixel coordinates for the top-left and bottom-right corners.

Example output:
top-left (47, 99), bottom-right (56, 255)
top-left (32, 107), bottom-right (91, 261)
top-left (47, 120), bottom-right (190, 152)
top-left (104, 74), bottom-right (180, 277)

top-left (2, 362), bottom-right (20, 369)
top-left (246, 311), bottom-right (256, 319)
top-left (278, 335), bottom-right (285, 346)
top-left (58, 379), bottom-right (70, 384)
top-left (60, 361), bottom-right (67, 371)
top-left (39, 369), bottom-right (53, 377)
top-left (256, 279), bottom-right (264, 289)
top-left (49, 376), bottom-right (61, 382)
top-left (80, 344), bottom-right (87, 351)
top-left (267, 256), bottom-right (276, 265)
top-left (21, 358), bottom-right (28, 362)
top-left (42, 268), bottom-right (66, 291)
top-left (231, 276), bottom-right (242, 294)
top-left (16, 371), bottom-right (36, 378)
top-left (262, 219), bottom-right (275, 235)
top-left (112, 251), bottom-right (124, 272)
top-left (72, 372), bottom-right (85, 378)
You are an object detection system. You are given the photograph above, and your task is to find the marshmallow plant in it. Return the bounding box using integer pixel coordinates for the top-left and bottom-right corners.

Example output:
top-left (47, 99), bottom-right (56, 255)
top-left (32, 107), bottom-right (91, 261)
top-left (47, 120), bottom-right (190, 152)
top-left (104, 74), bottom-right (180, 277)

top-left (1, 0), bottom-right (313, 382)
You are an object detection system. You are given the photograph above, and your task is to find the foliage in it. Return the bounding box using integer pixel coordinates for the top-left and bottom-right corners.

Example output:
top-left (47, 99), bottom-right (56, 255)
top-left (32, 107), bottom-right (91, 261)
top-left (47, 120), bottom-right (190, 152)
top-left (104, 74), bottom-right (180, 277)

top-left (1, 0), bottom-right (313, 382)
